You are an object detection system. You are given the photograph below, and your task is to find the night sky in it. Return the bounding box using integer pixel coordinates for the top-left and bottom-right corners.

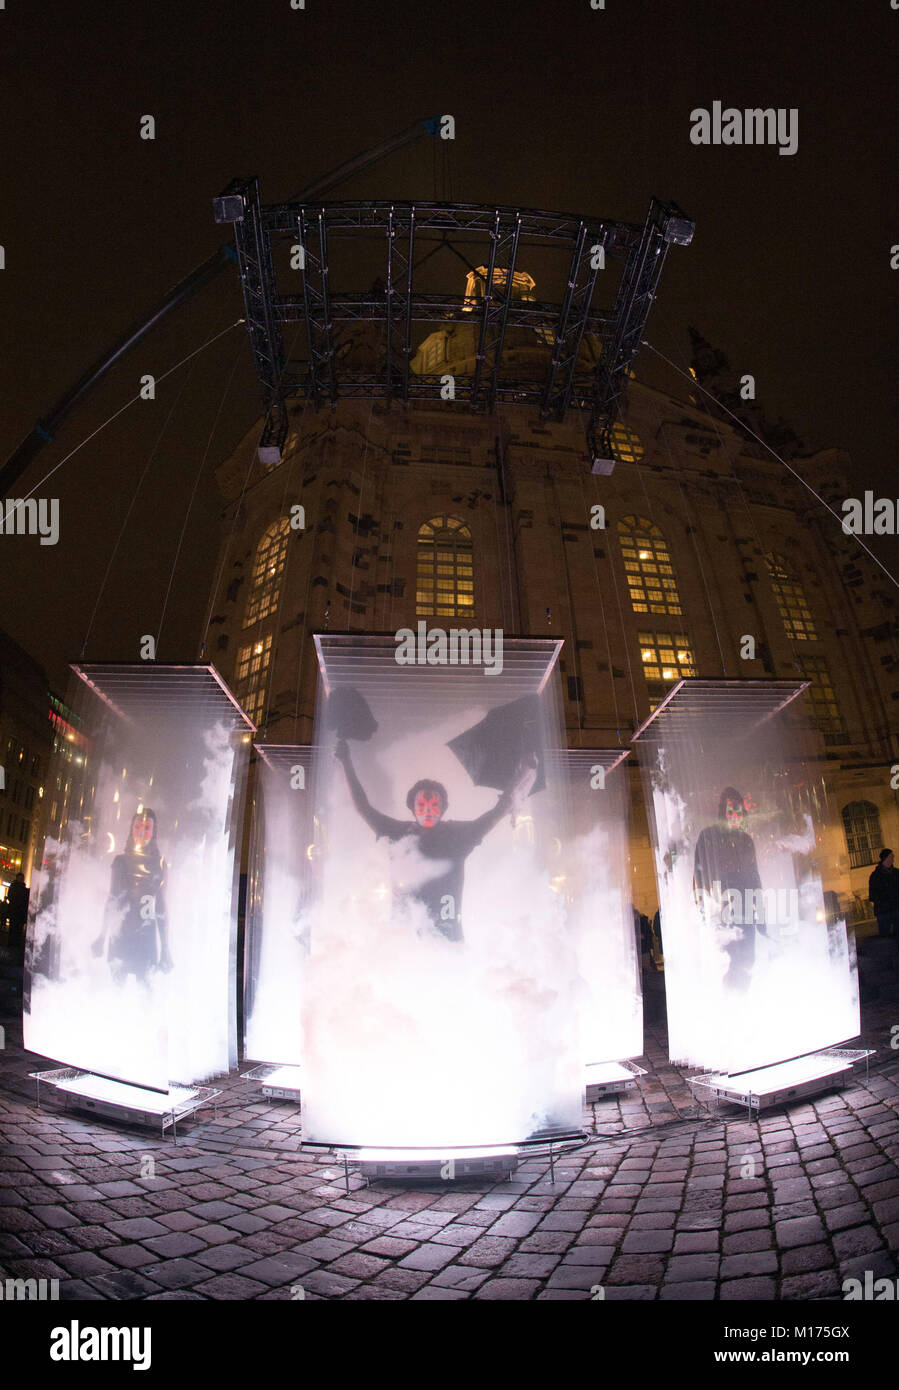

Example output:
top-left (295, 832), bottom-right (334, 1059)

top-left (1, 0), bottom-right (895, 693)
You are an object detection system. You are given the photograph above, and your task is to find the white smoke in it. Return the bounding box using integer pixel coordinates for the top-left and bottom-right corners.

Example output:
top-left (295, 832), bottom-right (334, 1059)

top-left (25, 706), bottom-right (245, 1091)
top-left (647, 761), bottom-right (859, 1074)
top-left (300, 703), bottom-right (584, 1149)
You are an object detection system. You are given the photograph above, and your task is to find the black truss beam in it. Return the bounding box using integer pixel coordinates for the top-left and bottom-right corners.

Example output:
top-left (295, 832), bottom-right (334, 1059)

top-left (260, 201), bottom-right (643, 247)
top-left (277, 292), bottom-right (612, 334)
top-left (469, 212), bottom-right (522, 412)
top-left (297, 208), bottom-right (338, 409)
top-left (588, 198), bottom-right (692, 460)
top-left (225, 178), bottom-right (289, 457)
top-left (276, 375), bottom-right (558, 405)
top-left (385, 205), bottom-right (415, 401)
top-left (540, 220), bottom-right (608, 421)
top-left (215, 188), bottom-right (692, 456)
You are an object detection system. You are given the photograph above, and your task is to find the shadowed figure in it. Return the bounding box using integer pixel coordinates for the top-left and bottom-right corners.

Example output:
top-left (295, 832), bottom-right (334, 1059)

top-left (92, 808), bottom-right (173, 985)
top-left (335, 738), bottom-right (536, 942)
top-left (693, 786), bottom-right (764, 993)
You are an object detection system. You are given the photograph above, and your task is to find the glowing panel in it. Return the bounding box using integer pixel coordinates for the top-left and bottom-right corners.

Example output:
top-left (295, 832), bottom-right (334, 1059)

top-left (559, 749), bottom-right (642, 1065)
top-left (24, 665), bottom-right (253, 1090)
top-left (244, 746), bottom-right (314, 1066)
top-left (633, 679), bottom-right (859, 1073)
top-left (302, 634), bottom-right (582, 1148)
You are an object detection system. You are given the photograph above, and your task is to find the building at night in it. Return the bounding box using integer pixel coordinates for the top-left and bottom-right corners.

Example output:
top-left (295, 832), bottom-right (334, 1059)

top-left (201, 279), bottom-right (899, 924)
top-left (0, 630), bottom-right (92, 894)
top-left (0, 630), bottom-right (53, 886)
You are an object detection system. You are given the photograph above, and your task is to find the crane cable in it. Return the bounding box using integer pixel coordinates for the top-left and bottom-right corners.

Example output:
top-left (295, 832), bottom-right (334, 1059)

top-left (8, 320), bottom-right (244, 516)
top-left (642, 340), bottom-right (899, 595)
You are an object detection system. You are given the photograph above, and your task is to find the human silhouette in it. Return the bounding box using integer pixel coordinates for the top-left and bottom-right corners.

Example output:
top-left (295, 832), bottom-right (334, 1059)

top-left (93, 807), bottom-right (173, 984)
top-left (693, 786), bottom-right (764, 992)
top-left (335, 738), bottom-right (536, 942)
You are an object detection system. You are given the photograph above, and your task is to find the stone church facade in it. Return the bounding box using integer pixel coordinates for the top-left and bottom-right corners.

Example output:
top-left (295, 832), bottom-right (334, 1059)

top-left (201, 289), bottom-right (899, 919)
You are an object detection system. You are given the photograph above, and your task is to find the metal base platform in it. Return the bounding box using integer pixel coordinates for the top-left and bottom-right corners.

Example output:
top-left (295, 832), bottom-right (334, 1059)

top-left (585, 1059), bottom-right (647, 1101)
top-left (358, 1150), bottom-right (519, 1183)
top-left (688, 1048), bottom-right (875, 1118)
top-left (242, 1062), bottom-right (302, 1101)
top-left (305, 1126), bottom-right (588, 1188)
top-left (30, 1068), bottom-right (219, 1141)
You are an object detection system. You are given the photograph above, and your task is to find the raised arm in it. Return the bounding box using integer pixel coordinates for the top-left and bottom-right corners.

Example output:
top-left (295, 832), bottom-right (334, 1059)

top-left (465, 758), bottom-right (537, 844)
top-left (466, 789), bottom-right (513, 841)
top-left (335, 739), bottom-right (405, 839)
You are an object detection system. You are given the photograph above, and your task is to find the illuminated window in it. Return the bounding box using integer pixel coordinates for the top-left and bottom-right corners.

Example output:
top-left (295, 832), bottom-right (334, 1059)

top-left (416, 516), bottom-right (474, 618)
top-left (618, 516), bottom-right (683, 617)
top-left (609, 422), bottom-right (644, 464)
top-left (766, 554), bottom-right (818, 641)
top-left (417, 337), bottom-right (447, 374)
top-left (798, 654), bottom-right (847, 743)
top-left (235, 633), bottom-right (273, 726)
top-left (841, 801), bottom-right (882, 870)
top-left (244, 519), bottom-right (291, 628)
top-left (639, 630), bottom-right (696, 710)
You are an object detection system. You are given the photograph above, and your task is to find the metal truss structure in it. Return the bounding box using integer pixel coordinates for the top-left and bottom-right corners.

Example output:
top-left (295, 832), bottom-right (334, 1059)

top-left (214, 181), bottom-right (693, 463)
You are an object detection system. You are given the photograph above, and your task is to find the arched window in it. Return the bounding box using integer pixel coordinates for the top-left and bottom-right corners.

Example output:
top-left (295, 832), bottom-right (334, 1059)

top-left (842, 801), bottom-right (883, 870)
top-left (766, 553), bottom-right (818, 641)
top-left (235, 634), bottom-right (273, 727)
top-left (244, 518), bottom-right (290, 628)
top-left (617, 516), bottom-right (683, 617)
top-left (416, 516), bottom-right (474, 618)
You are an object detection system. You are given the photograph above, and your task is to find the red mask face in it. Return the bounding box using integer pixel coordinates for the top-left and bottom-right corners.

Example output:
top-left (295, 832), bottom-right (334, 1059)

top-left (414, 790), bottom-right (443, 829)
top-left (132, 816), bottom-right (154, 848)
top-left (725, 801), bottom-right (745, 827)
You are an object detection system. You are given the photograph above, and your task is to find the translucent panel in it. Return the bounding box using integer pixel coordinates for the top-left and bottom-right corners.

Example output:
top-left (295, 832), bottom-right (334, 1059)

top-left (303, 634), bottom-right (582, 1147)
top-left (24, 666), bottom-right (252, 1090)
top-left (559, 750), bottom-right (642, 1064)
top-left (244, 747), bottom-right (315, 1066)
top-left (633, 679), bottom-right (859, 1073)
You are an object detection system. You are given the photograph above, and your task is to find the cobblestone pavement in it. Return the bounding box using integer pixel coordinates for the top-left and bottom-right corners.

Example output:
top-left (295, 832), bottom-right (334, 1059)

top-left (1, 972), bottom-right (898, 1302)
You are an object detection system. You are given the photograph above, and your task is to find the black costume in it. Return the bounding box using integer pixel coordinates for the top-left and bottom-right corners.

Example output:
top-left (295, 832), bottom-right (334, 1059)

top-left (693, 787), bottom-right (764, 992)
top-left (339, 748), bottom-right (511, 943)
top-left (97, 809), bottom-right (170, 984)
top-left (6, 875), bottom-right (28, 960)
top-left (868, 856), bottom-right (899, 938)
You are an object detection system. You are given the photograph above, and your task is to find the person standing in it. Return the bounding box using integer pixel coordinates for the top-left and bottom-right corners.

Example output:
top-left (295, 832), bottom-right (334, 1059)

top-left (693, 787), bottom-right (765, 993)
top-left (868, 849), bottom-right (899, 938)
top-left (7, 872), bottom-right (29, 962)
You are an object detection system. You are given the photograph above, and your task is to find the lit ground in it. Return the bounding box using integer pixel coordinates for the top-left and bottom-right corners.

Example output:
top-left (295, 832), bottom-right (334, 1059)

top-left (1, 956), bottom-right (897, 1301)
